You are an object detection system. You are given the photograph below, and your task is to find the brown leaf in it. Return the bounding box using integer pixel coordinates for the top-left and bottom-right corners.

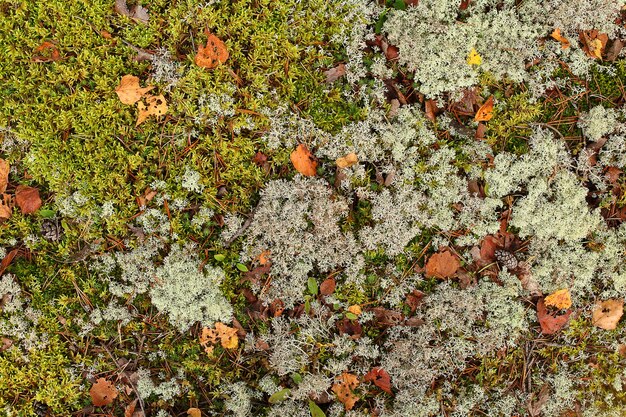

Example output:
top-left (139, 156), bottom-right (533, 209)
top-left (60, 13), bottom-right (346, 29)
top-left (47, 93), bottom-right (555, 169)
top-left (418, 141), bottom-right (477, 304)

top-left (405, 290), bottom-right (424, 313)
top-left (15, 185), bottom-right (42, 215)
top-left (385, 44), bottom-right (399, 61)
top-left (368, 307), bottom-right (404, 327)
top-left (32, 41), bottom-right (61, 63)
top-left (124, 399), bottom-right (138, 417)
top-left (290, 144), bottom-right (317, 176)
top-left (364, 367), bottom-right (393, 395)
top-left (336, 152), bottom-right (358, 169)
top-left (252, 151), bottom-right (268, 166)
top-left (332, 372), bottom-right (360, 410)
top-left (0, 337), bottom-right (12, 352)
top-left (475, 122), bottom-right (487, 140)
top-left (325, 63), bottom-right (346, 84)
top-left (537, 299), bottom-right (571, 335)
top-left (0, 159), bottom-right (9, 194)
top-left (115, 75), bottom-right (154, 105)
top-left (320, 277), bottom-right (336, 295)
top-left (90, 378), bottom-right (118, 407)
top-left (187, 408), bottom-right (202, 417)
top-left (474, 96), bottom-right (494, 122)
top-left (0, 248), bottom-right (19, 276)
top-left (425, 250), bottom-right (460, 279)
top-left (424, 99), bottom-right (437, 122)
top-left (136, 94), bottom-right (168, 126)
top-left (0, 195), bottom-right (10, 221)
top-left (550, 28), bottom-right (570, 49)
top-left (544, 288), bottom-right (572, 310)
top-left (579, 30), bottom-right (608, 59)
top-left (605, 39), bottom-right (624, 62)
top-left (115, 0), bottom-right (149, 23)
top-left (592, 299), bottom-right (624, 330)
top-left (195, 33), bottom-right (229, 69)
top-left (337, 317), bottom-right (362, 339)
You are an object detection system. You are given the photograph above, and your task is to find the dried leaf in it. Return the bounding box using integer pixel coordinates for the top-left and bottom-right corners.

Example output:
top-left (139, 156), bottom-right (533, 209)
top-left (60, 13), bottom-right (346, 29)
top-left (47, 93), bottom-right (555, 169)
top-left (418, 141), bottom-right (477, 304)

top-left (136, 94), bottom-right (168, 126)
top-left (187, 408), bottom-right (202, 417)
top-left (579, 30), bottom-right (608, 59)
top-left (290, 144), bottom-right (317, 176)
top-left (90, 378), bottom-right (118, 407)
top-left (424, 99), bottom-right (437, 122)
top-left (115, 0), bottom-right (149, 23)
top-left (474, 96), bottom-right (494, 122)
top-left (15, 185), bottom-right (42, 215)
top-left (537, 299), bottom-right (571, 335)
top-left (347, 305), bottom-right (362, 316)
top-left (195, 33), bottom-right (229, 69)
top-left (466, 47), bottom-right (482, 65)
top-left (258, 250), bottom-right (271, 266)
top-left (0, 159), bottom-right (8, 194)
top-left (550, 28), bottom-right (570, 49)
top-left (592, 299), bottom-right (624, 330)
top-left (605, 39), bottom-right (624, 62)
top-left (332, 372), bottom-right (360, 410)
top-left (115, 75), bottom-right (154, 105)
top-left (336, 152), bottom-right (358, 169)
top-left (364, 367), bottom-right (393, 395)
top-left (425, 250), bottom-right (460, 278)
top-left (32, 41), bottom-right (61, 63)
top-left (124, 400), bottom-right (138, 417)
top-left (325, 63), bottom-right (346, 84)
top-left (544, 288), bottom-right (572, 310)
top-left (200, 323), bottom-right (239, 351)
top-left (320, 277), bottom-right (336, 295)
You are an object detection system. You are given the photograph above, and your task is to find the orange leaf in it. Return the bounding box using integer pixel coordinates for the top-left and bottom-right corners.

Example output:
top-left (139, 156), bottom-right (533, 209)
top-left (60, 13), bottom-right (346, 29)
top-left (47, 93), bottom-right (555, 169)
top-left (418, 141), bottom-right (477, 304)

top-left (579, 30), bottom-right (608, 59)
top-left (537, 299), bottom-right (571, 335)
top-left (187, 408), bottom-right (202, 417)
top-left (332, 372), bottom-right (360, 410)
top-left (592, 299), bottom-right (624, 330)
top-left (544, 288), bottom-right (572, 310)
top-left (550, 28), bottom-right (570, 49)
top-left (32, 41), bottom-right (61, 62)
top-left (364, 367), bottom-right (393, 395)
top-left (290, 144), bottom-right (317, 176)
top-left (136, 94), bottom-right (168, 126)
top-left (215, 322), bottom-right (238, 349)
top-left (15, 185), bottom-right (42, 215)
top-left (115, 75), bottom-right (154, 105)
top-left (90, 378), bottom-right (118, 407)
top-left (474, 96), bottom-right (494, 122)
top-left (258, 250), bottom-right (271, 266)
top-left (425, 250), bottom-right (460, 278)
top-left (195, 33), bottom-right (229, 68)
top-left (0, 159), bottom-right (9, 194)
top-left (347, 305), bottom-right (362, 316)
top-left (124, 399), bottom-right (138, 417)
top-left (336, 152), bottom-right (359, 169)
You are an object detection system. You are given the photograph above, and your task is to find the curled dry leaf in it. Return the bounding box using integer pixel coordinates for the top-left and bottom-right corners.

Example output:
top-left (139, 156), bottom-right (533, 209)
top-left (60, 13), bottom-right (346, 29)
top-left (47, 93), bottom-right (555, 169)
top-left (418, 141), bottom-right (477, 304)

top-left (537, 299), bottom-right (571, 335)
top-left (136, 94), bottom-right (168, 126)
top-left (32, 41), bottom-right (61, 63)
top-left (544, 288), bottom-right (572, 310)
top-left (425, 250), bottom-right (460, 279)
top-left (290, 144), bottom-right (317, 176)
top-left (579, 30), bottom-right (608, 59)
top-left (124, 399), bottom-right (137, 417)
top-left (15, 185), bottom-right (42, 215)
top-left (550, 28), bottom-right (570, 49)
top-left (364, 367), bottom-right (393, 395)
top-left (195, 33), bottom-right (229, 69)
top-left (90, 377), bottom-right (118, 407)
top-left (332, 372), bottom-right (360, 410)
top-left (592, 299), bottom-right (624, 330)
top-left (200, 322), bottom-right (239, 352)
top-left (0, 159), bottom-right (8, 193)
top-left (336, 152), bottom-right (358, 169)
top-left (257, 250), bottom-right (271, 266)
top-left (325, 63), bottom-right (346, 84)
top-left (115, 75), bottom-right (154, 105)
top-left (114, 0), bottom-right (149, 24)
top-left (474, 96), bottom-right (494, 122)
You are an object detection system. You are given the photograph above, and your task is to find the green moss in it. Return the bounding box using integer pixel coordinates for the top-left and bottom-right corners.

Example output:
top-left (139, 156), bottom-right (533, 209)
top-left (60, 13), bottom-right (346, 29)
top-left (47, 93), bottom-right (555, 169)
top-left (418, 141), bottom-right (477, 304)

top-left (484, 92), bottom-right (542, 154)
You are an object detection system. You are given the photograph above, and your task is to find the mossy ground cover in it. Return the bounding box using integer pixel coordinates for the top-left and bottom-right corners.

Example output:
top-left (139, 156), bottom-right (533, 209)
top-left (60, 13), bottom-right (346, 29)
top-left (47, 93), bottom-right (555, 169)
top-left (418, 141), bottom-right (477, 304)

top-left (2, 0), bottom-right (626, 416)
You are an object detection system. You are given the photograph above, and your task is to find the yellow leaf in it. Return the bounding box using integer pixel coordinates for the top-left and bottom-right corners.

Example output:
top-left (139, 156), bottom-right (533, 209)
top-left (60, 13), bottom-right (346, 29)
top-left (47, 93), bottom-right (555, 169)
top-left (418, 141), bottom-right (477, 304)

top-left (336, 152), bottom-right (359, 169)
top-left (550, 28), bottom-right (570, 49)
top-left (136, 94), bottom-right (168, 126)
top-left (544, 288), bottom-right (572, 310)
top-left (215, 322), bottom-right (239, 349)
top-left (466, 47), bottom-right (482, 66)
top-left (115, 75), bottom-right (154, 105)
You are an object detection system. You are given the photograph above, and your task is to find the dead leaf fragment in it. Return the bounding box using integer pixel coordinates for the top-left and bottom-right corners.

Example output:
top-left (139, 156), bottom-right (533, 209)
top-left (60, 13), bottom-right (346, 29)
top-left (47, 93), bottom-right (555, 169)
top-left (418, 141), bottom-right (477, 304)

top-left (592, 299), bottom-right (624, 330)
top-left (195, 33), bottom-right (229, 68)
top-left (474, 96), bottom-right (494, 122)
top-left (115, 0), bottom-right (149, 23)
top-left (320, 277), bottom-right (336, 295)
top-left (136, 94), bottom-right (168, 126)
top-left (90, 378), bottom-right (118, 407)
top-left (325, 63), bottom-right (346, 84)
top-left (347, 305), bottom-right (362, 316)
top-left (537, 299), bottom-right (571, 335)
top-left (116, 75), bottom-right (154, 105)
top-left (425, 250), bottom-right (460, 278)
top-left (332, 372), bottom-right (360, 410)
top-left (187, 408), bottom-right (202, 417)
top-left (32, 41), bottom-right (61, 62)
top-left (0, 159), bottom-right (9, 194)
top-left (579, 30), bottom-right (608, 59)
top-left (364, 367), bottom-right (393, 395)
top-left (550, 28), bottom-right (570, 49)
top-left (290, 144), bottom-right (317, 176)
top-left (544, 288), bottom-right (572, 310)
top-left (15, 185), bottom-right (42, 215)
top-left (124, 399), bottom-right (137, 417)
top-left (199, 322), bottom-right (239, 353)
top-left (336, 152), bottom-right (358, 169)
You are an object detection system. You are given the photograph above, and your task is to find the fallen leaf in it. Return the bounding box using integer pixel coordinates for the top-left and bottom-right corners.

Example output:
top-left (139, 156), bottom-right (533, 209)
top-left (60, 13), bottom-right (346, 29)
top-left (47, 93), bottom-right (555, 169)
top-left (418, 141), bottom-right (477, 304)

top-left (325, 63), bottom-right (346, 84)
top-left (90, 378), bottom-right (118, 407)
top-left (0, 337), bottom-right (12, 352)
top-left (115, 75), bottom-right (154, 105)
top-left (550, 28), bottom-right (570, 49)
top-left (466, 47), bottom-right (482, 65)
top-left (0, 159), bottom-right (8, 194)
top-left (385, 44), bottom-right (399, 61)
top-left (606, 39), bottom-right (624, 61)
top-left (136, 94), bottom-right (168, 126)
top-left (187, 408), bottom-right (202, 417)
top-left (258, 250), bottom-right (271, 266)
top-left (336, 152), bottom-right (358, 169)
top-left (347, 305), bottom-right (362, 316)
top-left (320, 277), bottom-right (336, 295)
top-left (115, 0), bottom-right (149, 23)
top-left (537, 299), bottom-right (571, 335)
top-left (290, 144), bottom-right (317, 176)
top-left (364, 367), bottom-right (393, 395)
top-left (200, 322), bottom-right (239, 352)
top-left (15, 185), bottom-right (42, 215)
top-left (337, 317), bottom-right (363, 339)
top-left (579, 30), bottom-right (608, 59)
top-left (124, 400), bottom-right (137, 417)
top-left (544, 288), bottom-right (572, 310)
top-left (308, 400), bottom-right (326, 417)
top-left (592, 299), bottom-right (624, 330)
top-left (424, 99), bottom-right (438, 122)
top-left (425, 250), bottom-right (460, 278)
top-left (474, 96), bottom-right (494, 122)
top-left (195, 33), bottom-right (229, 69)
top-left (32, 41), bottom-right (61, 63)
top-left (332, 372), bottom-right (360, 410)
top-left (475, 122), bottom-right (487, 140)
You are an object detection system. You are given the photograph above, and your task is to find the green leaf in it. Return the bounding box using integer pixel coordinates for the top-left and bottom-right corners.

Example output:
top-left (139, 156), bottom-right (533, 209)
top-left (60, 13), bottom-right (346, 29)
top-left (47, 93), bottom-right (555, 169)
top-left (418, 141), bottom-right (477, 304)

top-left (307, 277), bottom-right (318, 295)
top-left (345, 312), bottom-right (358, 320)
top-left (269, 388), bottom-right (291, 404)
top-left (308, 400), bottom-right (326, 417)
top-left (38, 209), bottom-right (56, 219)
top-left (291, 372), bottom-right (303, 384)
top-left (214, 254), bottom-right (226, 262)
top-left (374, 9), bottom-right (388, 34)
top-left (236, 263), bottom-right (249, 272)
top-left (304, 298), bottom-right (311, 315)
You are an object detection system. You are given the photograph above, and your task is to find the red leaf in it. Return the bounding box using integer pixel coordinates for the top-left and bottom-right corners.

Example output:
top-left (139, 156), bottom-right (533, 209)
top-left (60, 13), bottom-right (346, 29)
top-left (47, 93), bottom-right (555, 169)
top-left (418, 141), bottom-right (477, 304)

top-left (320, 277), bottom-right (336, 295)
top-left (364, 367), bottom-right (393, 395)
top-left (537, 299), bottom-right (571, 335)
